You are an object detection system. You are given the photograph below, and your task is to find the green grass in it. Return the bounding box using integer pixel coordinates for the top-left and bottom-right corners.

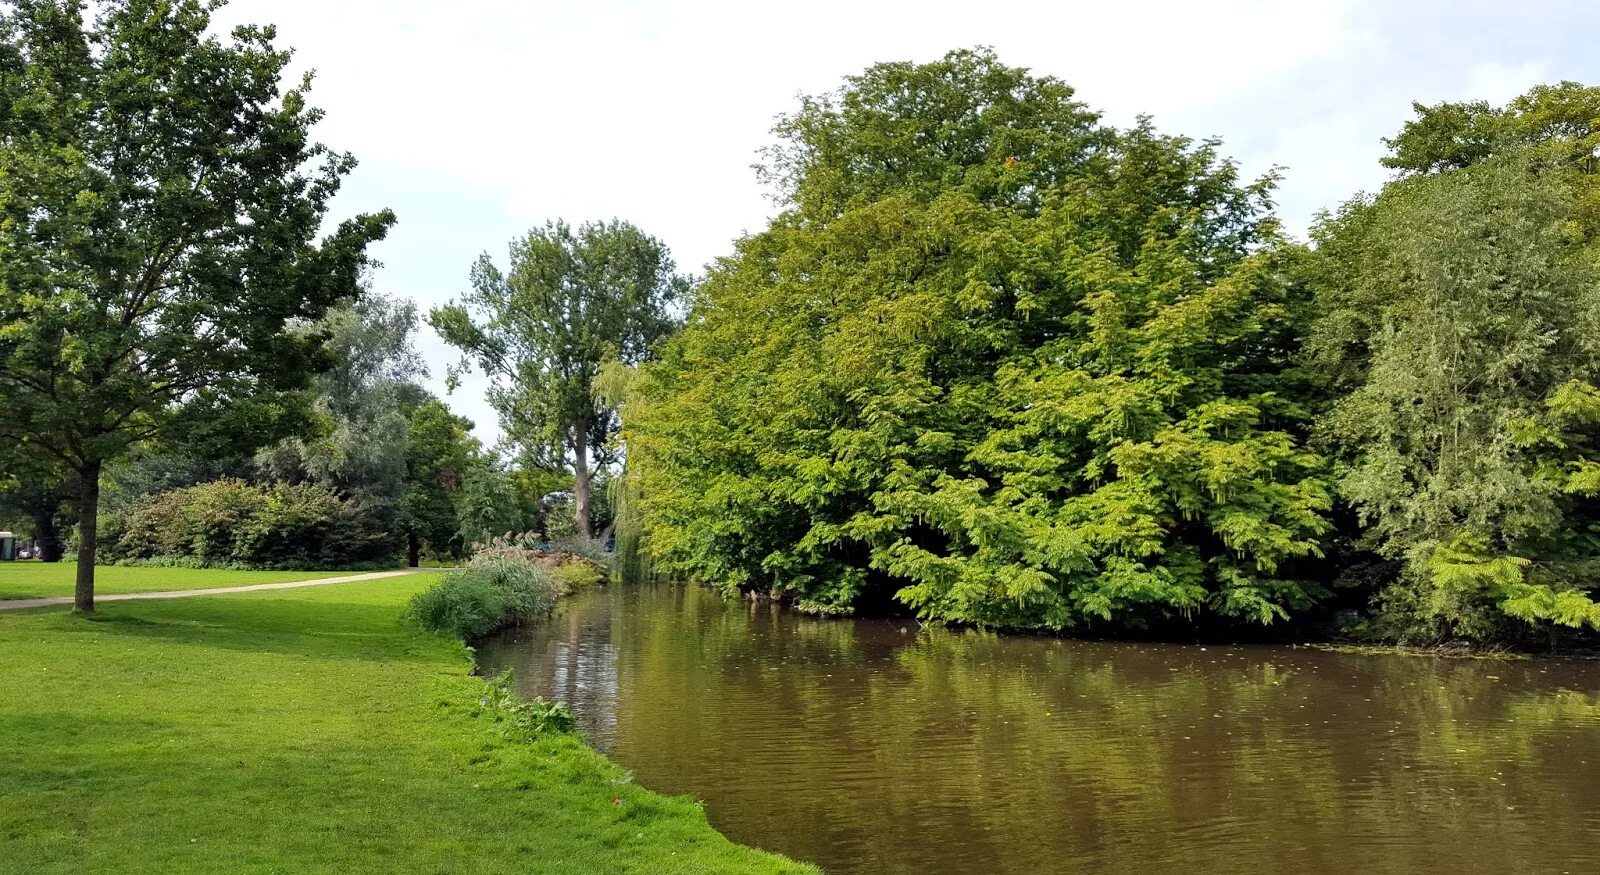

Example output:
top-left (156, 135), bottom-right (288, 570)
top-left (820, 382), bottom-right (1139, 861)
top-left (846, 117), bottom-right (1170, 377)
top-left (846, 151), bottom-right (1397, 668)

top-left (0, 563), bottom-right (353, 601)
top-left (0, 575), bottom-right (815, 874)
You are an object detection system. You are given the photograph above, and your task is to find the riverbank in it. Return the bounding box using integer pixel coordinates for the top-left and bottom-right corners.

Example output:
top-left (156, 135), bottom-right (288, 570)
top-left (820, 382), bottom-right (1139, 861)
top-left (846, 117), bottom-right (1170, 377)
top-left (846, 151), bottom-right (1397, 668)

top-left (0, 570), bottom-right (814, 873)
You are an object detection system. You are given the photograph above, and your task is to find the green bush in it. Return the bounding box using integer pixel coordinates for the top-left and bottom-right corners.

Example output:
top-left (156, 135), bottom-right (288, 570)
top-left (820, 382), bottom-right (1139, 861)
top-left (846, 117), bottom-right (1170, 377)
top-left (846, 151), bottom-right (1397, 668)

top-left (409, 545), bottom-right (565, 640)
top-left (552, 561), bottom-right (603, 592)
top-left (408, 573), bottom-right (511, 641)
top-left (101, 480), bottom-right (401, 569)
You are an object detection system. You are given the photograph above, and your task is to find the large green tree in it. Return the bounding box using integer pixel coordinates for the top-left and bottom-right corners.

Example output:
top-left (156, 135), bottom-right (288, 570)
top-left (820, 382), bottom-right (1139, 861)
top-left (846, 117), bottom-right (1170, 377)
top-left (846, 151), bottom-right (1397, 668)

top-left (0, 0), bottom-right (393, 610)
top-left (1306, 83), bottom-right (1600, 643)
top-left (627, 49), bottom-right (1330, 629)
top-left (430, 219), bottom-right (685, 538)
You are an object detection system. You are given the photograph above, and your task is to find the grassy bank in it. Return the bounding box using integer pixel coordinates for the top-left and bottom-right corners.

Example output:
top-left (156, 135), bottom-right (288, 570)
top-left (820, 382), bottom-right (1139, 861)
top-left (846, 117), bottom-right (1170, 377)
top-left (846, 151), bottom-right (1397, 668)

top-left (0, 563), bottom-right (352, 601)
top-left (0, 571), bottom-right (815, 873)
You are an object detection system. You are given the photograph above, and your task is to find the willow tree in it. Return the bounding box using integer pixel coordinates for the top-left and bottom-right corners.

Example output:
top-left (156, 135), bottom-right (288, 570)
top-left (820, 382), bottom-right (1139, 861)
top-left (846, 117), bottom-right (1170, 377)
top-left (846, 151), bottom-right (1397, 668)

top-left (627, 49), bottom-right (1331, 629)
top-left (1306, 83), bottom-right (1600, 643)
top-left (430, 220), bottom-right (684, 539)
top-left (0, 0), bottom-right (393, 611)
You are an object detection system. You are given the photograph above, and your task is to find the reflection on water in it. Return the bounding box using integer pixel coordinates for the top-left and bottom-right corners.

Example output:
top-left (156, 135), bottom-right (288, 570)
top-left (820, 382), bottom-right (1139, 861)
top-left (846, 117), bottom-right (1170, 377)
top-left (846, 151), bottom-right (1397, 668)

top-left (477, 584), bottom-right (1600, 875)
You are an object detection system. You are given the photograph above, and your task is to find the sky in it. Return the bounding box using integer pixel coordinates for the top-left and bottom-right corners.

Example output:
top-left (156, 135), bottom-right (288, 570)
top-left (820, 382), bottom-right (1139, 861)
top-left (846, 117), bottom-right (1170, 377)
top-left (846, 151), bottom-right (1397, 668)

top-left (216, 0), bottom-right (1600, 448)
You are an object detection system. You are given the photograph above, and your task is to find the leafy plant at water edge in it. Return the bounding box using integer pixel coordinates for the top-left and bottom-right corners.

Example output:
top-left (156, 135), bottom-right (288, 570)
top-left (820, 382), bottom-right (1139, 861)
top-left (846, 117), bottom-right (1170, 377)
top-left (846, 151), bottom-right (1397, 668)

top-left (478, 670), bottom-right (577, 737)
top-left (408, 573), bottom-right (512, 640)
top-left (409, 543), bottom-right (569, 639)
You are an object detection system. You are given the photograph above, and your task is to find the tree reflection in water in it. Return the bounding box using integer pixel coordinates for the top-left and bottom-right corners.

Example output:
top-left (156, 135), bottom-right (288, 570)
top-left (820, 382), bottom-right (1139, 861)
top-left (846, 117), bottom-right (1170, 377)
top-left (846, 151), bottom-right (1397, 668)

top-left (480, 585), bottom-right (1600, 875)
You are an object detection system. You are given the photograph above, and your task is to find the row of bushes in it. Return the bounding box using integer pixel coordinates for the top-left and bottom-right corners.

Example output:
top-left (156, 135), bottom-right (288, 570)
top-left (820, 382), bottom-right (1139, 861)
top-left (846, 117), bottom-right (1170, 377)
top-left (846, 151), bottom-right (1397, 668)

top-left (100, 479), bottom-right (402, 569)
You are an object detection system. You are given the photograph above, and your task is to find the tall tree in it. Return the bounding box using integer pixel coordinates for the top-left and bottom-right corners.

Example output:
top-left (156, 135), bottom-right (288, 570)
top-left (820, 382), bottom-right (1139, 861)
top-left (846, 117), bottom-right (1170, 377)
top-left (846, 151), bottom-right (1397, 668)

top-left (1306, 84), bottom-right (1600, 643)
top-left (0, 0), bottom-right (393, 611)
top-left (626, 49), bottom-right (1330, 628)
top-left (430, 219), bottom-right (685, 538)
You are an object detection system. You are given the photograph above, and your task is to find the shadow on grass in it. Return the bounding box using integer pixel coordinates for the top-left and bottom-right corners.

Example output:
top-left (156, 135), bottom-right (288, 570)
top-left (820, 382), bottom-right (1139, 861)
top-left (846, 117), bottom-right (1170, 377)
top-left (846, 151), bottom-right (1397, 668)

top-left (63, 598), bottom-right (444, 664)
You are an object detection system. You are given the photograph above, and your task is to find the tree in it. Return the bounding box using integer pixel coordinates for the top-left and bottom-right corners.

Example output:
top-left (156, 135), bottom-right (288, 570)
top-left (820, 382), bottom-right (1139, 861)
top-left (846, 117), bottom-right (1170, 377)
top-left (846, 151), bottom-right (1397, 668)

top-left (430, 219), bottom-right (685, 538)
top-left (402, 398), bottom-right (482, 564)
top-left (1306, 84), bottom-right (1600, 643)
top-left (256, 295), bottom-right (424, 504)
top-left (0, 0), bottom-right (393, 610)
top-left (0, 447), bottom-right (71, 560)
top-left (454, 464), bottom-right (526, 546)
top-left (626, 49), bottom-right (1330, 629)
top-left (256, 293), bottom-right (430, 562)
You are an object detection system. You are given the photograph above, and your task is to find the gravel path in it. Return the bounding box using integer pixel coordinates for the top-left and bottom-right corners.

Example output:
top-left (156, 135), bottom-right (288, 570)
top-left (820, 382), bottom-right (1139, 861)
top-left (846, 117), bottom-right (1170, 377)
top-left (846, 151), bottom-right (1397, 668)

top-left (0, 568), bottom-right (435, 612)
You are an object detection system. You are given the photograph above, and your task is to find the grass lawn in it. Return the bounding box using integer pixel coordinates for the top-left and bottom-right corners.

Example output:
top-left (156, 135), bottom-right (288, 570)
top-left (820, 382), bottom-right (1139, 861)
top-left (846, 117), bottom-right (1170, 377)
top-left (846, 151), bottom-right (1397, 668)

top-left (0, 576), bottom-right (815, 874)
top-left (0, 562), bottom-right (354, 601)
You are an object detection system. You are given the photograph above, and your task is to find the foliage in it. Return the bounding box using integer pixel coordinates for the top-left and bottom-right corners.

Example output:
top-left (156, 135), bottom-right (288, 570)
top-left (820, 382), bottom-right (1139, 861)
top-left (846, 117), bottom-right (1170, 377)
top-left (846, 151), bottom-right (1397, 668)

top-left (406, 572), bottom-right (512, 640)
top-left (626, 49), bottom-right (1330, 630)
top-left (598, 362), bottom-right (660, 584)
top-left (1306, 83), bottom-right (1600, 644)
top-left (551, 561), bottom-right (604, 592)
top-left (100, 479), bottom-right (401, 569)
top-left (454, 465), bottom-right (528, 546)
top-left (254, 294), bottom-right (497, 562)
top-left (477, 670), bottom-right (578, 736)
top-left (402, 398), bottom-right (483, 560)
top-left (408, 540), bottom-right (567, 639)
top-left (0, 0), bottom-right (393, 609)
top-left (1382, 81), bottom-right (1600, 176)
top-left (541, 495), bottom-right (580, 541)
top-left (430, 219), bottom-right (687, 537)
top-left (254, 295), bottom-right (426, 505)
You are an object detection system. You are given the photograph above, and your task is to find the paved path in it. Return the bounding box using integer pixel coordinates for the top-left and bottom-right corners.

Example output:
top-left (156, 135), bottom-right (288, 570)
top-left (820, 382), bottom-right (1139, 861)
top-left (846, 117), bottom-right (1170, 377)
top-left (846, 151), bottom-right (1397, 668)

top-left (0, 568), bottom-right (435, 612)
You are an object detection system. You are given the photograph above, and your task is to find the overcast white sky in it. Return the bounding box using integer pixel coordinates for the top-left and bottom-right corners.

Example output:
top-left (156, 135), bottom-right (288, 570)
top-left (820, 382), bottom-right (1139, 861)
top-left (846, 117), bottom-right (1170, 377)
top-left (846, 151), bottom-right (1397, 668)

top-left (216, 0), bottom-right (1599, 448)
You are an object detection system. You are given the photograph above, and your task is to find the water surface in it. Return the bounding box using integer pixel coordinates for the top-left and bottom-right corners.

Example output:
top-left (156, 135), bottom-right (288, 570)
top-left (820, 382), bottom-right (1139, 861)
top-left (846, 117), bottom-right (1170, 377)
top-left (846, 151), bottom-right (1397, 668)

top-left (478, 584), bottom-right (1600, 875)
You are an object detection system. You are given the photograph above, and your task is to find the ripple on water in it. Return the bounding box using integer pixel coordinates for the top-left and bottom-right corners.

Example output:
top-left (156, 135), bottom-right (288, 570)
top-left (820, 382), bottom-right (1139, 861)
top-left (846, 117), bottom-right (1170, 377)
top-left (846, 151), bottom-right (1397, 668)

top-left (478, 584), bottom-right (1600, 875)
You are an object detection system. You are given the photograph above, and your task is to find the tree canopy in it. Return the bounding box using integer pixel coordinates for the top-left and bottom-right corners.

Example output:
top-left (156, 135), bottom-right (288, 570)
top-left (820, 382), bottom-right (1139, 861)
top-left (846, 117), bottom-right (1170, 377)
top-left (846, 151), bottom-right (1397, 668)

top-left (625, 49), bottom-right (1330, 630)
top-left (0, 0), bottom-right (392, 609)
top-left (430, 219), bottom-right (685, 538)
top-left (1305, 83), bottom-right (1600, 643)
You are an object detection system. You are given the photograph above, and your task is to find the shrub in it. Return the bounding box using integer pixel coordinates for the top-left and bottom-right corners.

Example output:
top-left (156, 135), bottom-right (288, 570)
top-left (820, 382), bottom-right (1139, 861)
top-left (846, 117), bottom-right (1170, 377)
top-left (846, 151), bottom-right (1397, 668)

top-left (478, 670), bottom-right (577, 736)
top-left (409, 543), bottom-right (566, 640)
top-left (552, 561), bottom-right (603, 592)
top-left (101, 479), bottom-right (401, 569)
top-left (236, 484), bottom-right (399, 568)
top-left (408, 574), bottom-right (511, 641)
top-left (464, 551), bottom-right (563, 617)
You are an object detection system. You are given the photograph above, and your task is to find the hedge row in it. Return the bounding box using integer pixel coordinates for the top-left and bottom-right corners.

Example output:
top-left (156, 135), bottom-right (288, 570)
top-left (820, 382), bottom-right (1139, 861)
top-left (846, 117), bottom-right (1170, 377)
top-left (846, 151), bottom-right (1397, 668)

top-left (100, 479), bottom-right (401, 569)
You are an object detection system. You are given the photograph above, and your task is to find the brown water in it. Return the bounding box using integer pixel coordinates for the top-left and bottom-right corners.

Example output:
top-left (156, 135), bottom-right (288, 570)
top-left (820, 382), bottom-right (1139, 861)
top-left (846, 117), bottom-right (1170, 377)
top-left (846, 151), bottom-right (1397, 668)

top-left (476, 584), bottom-right (1600, 875)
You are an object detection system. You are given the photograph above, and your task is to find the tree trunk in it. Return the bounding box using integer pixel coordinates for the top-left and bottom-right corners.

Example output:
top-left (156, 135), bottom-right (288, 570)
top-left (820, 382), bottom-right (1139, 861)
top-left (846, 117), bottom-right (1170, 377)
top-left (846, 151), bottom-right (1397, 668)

top-left (407, 531), bottom-right (420, 568)
top-left (572, 422), bottom-right (592, 539)
top-left (32, 505), bottom-right (63, 562)
top-left (74, 460), bottom-right (102, 613)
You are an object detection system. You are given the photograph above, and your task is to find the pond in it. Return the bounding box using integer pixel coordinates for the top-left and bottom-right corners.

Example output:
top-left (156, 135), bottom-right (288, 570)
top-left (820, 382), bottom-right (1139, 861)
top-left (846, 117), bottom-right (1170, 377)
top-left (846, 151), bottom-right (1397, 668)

top-left (477, 584), bottom-right (1600, 875)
